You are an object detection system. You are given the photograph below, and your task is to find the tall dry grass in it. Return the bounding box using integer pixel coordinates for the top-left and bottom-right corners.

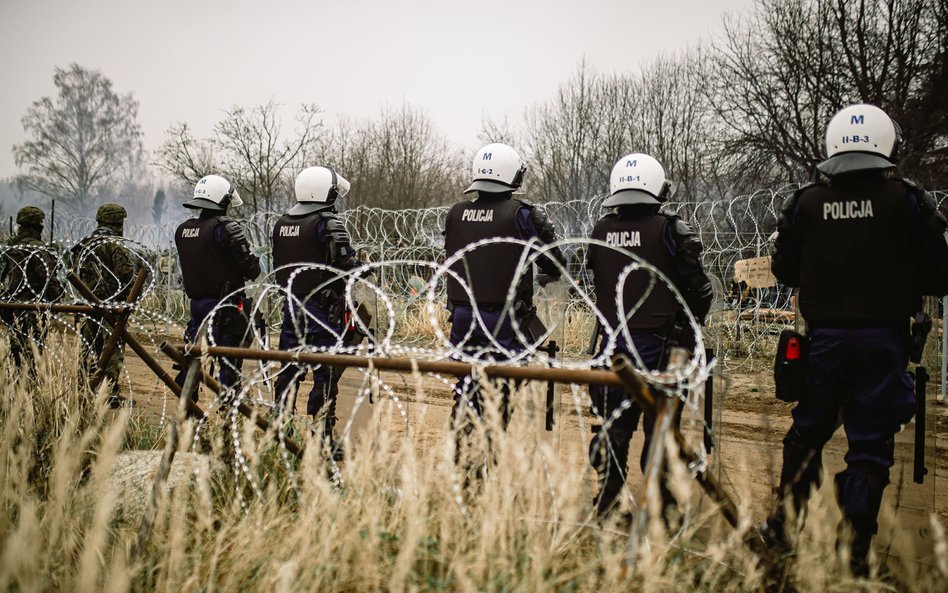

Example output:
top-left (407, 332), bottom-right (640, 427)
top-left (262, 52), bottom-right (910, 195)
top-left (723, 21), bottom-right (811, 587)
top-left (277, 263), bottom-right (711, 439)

top-left (0, 336), bottom-right (945, 592)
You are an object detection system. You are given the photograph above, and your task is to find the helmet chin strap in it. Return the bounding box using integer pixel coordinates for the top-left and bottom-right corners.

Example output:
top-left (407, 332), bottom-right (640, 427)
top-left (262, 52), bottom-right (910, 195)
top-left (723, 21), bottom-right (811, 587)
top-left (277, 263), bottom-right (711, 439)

top-left (890, 119), bottom-right (903, 161)
top-left (325, 167), bottom-right (339, 203)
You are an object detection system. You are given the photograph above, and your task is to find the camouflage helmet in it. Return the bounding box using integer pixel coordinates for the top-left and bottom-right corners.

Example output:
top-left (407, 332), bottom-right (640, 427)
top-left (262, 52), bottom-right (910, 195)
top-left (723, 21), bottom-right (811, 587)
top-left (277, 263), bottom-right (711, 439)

top-left (96, 202), bottom-right (128, 224)
top-left (16, 206), bottom-right (45, 226)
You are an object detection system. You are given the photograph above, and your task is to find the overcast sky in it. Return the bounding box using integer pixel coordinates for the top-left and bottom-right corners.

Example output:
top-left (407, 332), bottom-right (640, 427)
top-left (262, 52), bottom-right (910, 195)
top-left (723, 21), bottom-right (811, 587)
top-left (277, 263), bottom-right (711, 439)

top-left (0, 0), bottom-right (753, 180)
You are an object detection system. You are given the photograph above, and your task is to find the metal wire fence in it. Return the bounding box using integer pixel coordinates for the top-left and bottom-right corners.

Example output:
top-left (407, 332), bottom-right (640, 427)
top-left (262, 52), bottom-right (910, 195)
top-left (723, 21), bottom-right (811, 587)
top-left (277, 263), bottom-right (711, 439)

top-left (4, 186), bottom-right (946, 377)
top-left (1, 185), bottom-right (944, 516)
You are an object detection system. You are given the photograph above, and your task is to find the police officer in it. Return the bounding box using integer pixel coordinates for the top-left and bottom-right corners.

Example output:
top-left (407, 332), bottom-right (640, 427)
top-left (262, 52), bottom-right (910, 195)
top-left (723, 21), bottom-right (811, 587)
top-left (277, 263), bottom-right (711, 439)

top-left (443, 142), bottom-right (566, 428)
top-left (586, 153), bottom-right (713, 519)
top-left (74, 203), bottom-right (135, 407)
top-left (271, 166), bottom-right (361, 447)
top-left (766, 104), bottom-right (948, 575)
top-left (0, 206), bottom-right (63, 374)
top-left (174, 175), bottom-right (261, 393)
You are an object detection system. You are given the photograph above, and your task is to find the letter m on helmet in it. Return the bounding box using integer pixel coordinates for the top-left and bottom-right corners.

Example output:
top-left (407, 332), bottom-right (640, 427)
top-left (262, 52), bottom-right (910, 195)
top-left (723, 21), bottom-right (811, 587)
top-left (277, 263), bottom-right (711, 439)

top-left (482, 152), bottom-right (492, 160)
top-left (850, 115), bottom-right (865, 125)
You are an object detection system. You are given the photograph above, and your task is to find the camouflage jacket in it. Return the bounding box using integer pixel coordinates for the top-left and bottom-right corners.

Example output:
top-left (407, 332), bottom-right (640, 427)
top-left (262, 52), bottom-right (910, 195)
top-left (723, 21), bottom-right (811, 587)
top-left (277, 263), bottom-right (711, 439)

top-left (72, 225), bottom-right (136, 301)
top-left (1, 228), bottom-right (63, 301)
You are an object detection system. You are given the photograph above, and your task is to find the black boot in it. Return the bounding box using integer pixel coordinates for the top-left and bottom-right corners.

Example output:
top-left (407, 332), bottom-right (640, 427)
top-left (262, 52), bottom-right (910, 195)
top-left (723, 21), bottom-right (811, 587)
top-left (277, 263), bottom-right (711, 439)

top-left (325, 420), bottom-right (344, 462)
top-left (309, 382), bottom-right (343, 461)
top-left (834, 460), bottom-right (889, 578)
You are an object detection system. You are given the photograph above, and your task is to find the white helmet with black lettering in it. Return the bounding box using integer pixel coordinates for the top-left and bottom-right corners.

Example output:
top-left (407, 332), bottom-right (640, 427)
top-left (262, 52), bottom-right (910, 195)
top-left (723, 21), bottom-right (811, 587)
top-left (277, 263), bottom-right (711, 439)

top-left (184, 174), bottom-right (243, 212)
top-left (817, 104), bottom-right (901, 176)
top-left (290, 166), bottom-right (351, 215)
top-left (602, 153), bottom-right (671, 207)
top-left (464, 143), bottom-right (527, 194)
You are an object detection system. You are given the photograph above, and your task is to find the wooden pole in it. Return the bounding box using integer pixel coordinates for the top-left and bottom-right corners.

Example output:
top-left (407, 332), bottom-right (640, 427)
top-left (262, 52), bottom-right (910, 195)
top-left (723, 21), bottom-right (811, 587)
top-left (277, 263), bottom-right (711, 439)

top-left (164, 342), bottom-right (627, 387)
top-left (89, 267), bottom-right (150, 392)
top-left (66, 271), bottom-right (206, 420)
top-left (611, 355), bottom-right (747, 536)
top-left (159, 343), bottom-right (306, 460)
top-left (0, 302), bottom-right (100, 314)
top-left (626, 350), bottom-right (687, 564)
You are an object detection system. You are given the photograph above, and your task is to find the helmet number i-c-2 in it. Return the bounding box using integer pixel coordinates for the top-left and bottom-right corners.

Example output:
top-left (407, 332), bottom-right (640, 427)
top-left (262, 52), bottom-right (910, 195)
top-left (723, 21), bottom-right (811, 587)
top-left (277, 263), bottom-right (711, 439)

top-left (464, 143), bottom-right (527, 194)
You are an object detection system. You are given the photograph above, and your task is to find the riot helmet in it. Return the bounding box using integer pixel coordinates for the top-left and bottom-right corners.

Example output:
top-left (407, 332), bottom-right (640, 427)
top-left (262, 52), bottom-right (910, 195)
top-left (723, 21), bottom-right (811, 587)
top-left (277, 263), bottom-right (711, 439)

top-left (184, 175), bottom-right (243, 212)
top-left (602, 153), bottom-right (671, 207)
top-left (817, 104), bottom-right (901, 176)
top-left (289, 166), bottom-right (350, 216)
top-left (463, 143), bottom-right (526, 194)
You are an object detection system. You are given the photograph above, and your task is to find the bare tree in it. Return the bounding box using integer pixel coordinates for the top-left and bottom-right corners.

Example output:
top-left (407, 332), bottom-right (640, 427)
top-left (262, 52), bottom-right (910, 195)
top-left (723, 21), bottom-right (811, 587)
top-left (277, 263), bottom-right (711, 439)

top-left (152, 189), bottom-right (166, 225)
top-left (710, 0), bottom-right (947, 187)
top-left (523, 55), bottom-right (722, 206)
top-left (629, 48), bottom-right (730, 201)
top-left (153, 122), bottom-right (218, 189)
top-left (13, 64), bottom-right (145, 215)
top-left (524, 61), bottom-right (632, 205)
top-left (478, 115), bottom-right (521, 146)
top-left (215, 101), bottom-right (323, 212)
top-left (324, 104), bottom-right (466, 210)
top-left (155, 100), bottom-right (324, 213)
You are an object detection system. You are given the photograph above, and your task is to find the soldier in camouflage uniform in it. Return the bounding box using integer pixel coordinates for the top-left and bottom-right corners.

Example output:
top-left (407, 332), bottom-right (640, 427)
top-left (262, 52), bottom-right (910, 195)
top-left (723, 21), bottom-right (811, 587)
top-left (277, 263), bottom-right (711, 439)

top-left (73, 203), bottom-right (136, 407)
top-left (0, 206), bottom-right (63, 375)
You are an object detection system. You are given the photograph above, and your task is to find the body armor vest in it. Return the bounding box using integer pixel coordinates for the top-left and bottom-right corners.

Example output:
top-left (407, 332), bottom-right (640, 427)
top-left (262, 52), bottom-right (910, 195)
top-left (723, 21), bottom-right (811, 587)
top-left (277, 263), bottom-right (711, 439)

top-left (796, 180), bottom-right (918, 325)
top-left (590, 213), bottom-right (678, 332)
top-left (272, 211), bottom-right (328, 299)
top-left (444, 197), bottom-right (533, 306)
top-left (175, 216), bottom-right (245, 299)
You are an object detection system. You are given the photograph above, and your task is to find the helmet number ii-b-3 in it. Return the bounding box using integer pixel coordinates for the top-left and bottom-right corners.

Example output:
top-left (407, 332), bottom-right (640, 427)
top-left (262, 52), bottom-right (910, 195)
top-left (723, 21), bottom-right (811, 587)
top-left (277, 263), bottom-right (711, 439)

top-left (818, 104), bottom-right (902, 176)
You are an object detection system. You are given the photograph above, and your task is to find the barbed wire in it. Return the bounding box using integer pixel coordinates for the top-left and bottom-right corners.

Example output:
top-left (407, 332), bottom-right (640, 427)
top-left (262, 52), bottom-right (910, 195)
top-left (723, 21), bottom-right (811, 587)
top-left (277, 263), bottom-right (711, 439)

top-left (0, 187), bottom-right (943, 505)
top-left (4, 186), bottom-right (945, 366)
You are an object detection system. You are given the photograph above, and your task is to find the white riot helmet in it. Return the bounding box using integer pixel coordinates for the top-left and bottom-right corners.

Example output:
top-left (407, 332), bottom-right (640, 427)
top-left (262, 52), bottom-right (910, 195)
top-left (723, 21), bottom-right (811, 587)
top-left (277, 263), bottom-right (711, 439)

top-left (289, 166), bottom-right (351, 215)
top-left (817, 104), bottom-right (902, 176)
top-left (463, 143), bottom-right (527, 194)
top-left (184, 174), bottom-right (243, 211)
top-left (602, 153), bottom-right (671, 207)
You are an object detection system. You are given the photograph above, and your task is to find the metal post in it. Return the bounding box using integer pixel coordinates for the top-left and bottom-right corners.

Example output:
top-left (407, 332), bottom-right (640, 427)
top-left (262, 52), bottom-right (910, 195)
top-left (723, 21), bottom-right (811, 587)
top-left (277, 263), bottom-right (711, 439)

top-left (49, 198), bottom-right (55, 243)
top-left (941, 295), bottom-right (946, 402)
top-left (914, 366), bottom-right (928, 484)
top-left (544, 340), bottom-right (559, 431)
top-left (704, 348), bottom-right (715, 453)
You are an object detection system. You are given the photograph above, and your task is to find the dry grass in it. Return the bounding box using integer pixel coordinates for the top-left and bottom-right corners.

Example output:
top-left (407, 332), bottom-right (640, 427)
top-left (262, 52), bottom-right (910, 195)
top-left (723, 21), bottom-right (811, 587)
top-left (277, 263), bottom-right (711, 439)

top-left (0, 338), bottom-right (945, 592)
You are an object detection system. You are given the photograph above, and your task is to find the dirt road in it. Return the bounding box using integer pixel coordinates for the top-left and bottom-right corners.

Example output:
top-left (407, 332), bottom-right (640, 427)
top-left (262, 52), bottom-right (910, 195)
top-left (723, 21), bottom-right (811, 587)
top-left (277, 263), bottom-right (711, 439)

top-left (116, 339), bottom-right (947, 572)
